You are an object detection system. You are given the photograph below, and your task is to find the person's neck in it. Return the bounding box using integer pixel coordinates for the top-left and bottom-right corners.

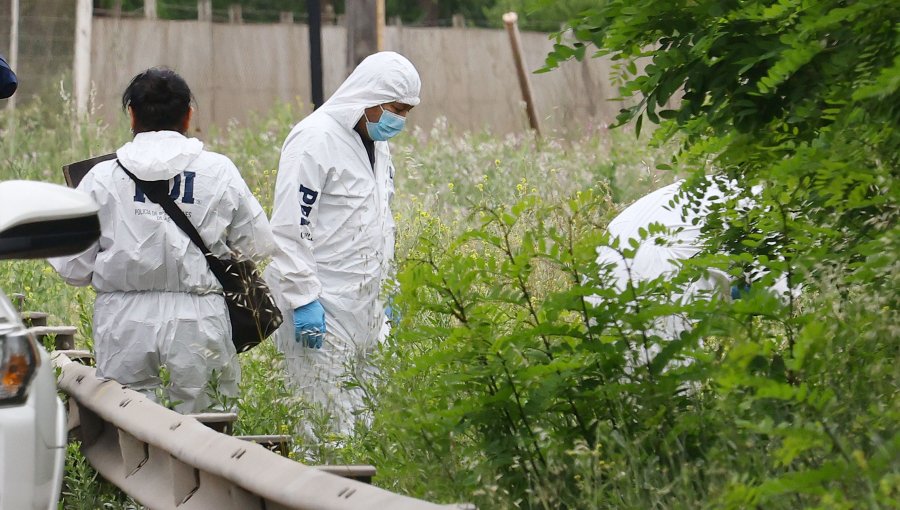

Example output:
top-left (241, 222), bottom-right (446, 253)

top-left (354, 117), bottom-right (371, 141)
top-left (354, 119), bottom-right (376, 170)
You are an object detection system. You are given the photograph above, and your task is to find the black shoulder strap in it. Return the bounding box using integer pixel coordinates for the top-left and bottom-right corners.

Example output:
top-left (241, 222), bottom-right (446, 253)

top-left (118, 160), bottom-right (228, 283)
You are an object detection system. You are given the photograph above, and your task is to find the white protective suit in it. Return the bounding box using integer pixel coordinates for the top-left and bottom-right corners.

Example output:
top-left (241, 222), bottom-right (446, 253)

top-left (596, 180), bottom-right (731, 297)
top-left (594, 178), bottom-right (792, 367)
top-left (593, 180), bottom-right (732, 365)
top-left (264, 52), bottom-right (421, 435)
top-left (50, 131), bottom-right (274, 413)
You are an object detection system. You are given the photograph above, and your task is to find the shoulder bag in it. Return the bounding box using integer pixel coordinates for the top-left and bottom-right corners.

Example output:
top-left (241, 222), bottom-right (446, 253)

top-left (119, 160), bottom-right (283, 352)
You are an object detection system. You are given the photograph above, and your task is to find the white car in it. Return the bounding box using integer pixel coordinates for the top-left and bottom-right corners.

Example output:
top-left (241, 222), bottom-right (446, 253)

top-left (0, 180), bottom-right (100, 510)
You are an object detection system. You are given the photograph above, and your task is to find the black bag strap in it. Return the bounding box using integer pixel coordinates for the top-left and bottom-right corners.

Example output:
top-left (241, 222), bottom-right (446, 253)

top-left (118, 160), bottom-right (229, 285)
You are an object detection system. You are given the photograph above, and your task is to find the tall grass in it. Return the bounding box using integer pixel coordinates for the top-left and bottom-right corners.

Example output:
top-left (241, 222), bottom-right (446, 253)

top-left (6, 88), bottom-right (895, 510)
top-left (1, 92), bottom-right (673, 508)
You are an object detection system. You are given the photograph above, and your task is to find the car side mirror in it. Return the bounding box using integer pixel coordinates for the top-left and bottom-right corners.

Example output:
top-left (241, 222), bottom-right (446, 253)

top-left (0, 180), bottom-right (100, 260)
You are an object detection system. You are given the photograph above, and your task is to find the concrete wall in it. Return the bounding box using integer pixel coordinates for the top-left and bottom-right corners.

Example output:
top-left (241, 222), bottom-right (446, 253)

top-left (91, 18), bottom-right (621, 135)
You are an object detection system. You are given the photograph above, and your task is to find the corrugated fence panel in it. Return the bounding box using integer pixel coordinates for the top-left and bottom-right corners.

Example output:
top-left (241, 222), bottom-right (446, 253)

top-left (210, 22), bottom-right (308, 126)
top-left (91, 19), bottom-right (623, 135)
top-left (92, 18), bottom-right (215, 132)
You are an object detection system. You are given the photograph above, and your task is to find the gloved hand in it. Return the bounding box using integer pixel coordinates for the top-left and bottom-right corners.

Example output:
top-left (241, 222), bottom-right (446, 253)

top-left (293, 300), bottom-right (326, 349)
top-left (384, 295), bottom-right (398, 324)
top-left (730, 282), bottom-right (752, 300)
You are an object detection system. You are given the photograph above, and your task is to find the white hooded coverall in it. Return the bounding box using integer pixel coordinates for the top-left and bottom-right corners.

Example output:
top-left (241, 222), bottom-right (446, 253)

top-left (593, 179), bottom-right (791, 367)
top-left (592, 180), bottom-right (732, 366)
top-left (264, 52), bottom-right (421, 435)
top-left (595, 180), bottom-right (731, 297)
top-left (50, 131), bottom-right (274, 413)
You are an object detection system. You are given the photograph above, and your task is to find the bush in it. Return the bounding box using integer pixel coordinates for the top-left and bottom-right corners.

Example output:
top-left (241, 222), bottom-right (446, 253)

top-left (360, 0), bottom-right (900, 507)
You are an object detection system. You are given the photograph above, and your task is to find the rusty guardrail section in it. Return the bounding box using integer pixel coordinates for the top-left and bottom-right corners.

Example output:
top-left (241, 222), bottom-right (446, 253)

top-left (53, 352), bottom-right (470, 510)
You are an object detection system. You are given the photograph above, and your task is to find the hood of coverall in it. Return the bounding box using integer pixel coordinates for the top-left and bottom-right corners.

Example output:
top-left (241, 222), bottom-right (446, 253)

top-left (117, 131), bottom-right (204, 181)
top-left (600, 178), bottom-right (739, 282)
top-left (591, 178), bottom-right (736, 354)
top-left (318, 51), bottom-right (421, 131)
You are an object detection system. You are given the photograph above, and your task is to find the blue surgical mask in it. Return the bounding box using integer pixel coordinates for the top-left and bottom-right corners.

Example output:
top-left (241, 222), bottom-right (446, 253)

top-left (365, 106), bottom-right (406, 141)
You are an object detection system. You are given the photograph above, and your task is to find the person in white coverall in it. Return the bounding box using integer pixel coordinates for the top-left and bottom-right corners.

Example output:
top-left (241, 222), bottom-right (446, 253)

top-left (265, 51), bottom-right (421, 435)
top-left (50, 68), bottom-right (274, 413)
top-left (594, 178), bottom-right (789, 366)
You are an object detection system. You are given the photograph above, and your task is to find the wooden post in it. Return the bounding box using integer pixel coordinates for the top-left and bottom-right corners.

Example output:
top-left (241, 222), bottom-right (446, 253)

top-left (279, 11), bottom-right (294, 24)
top-left (376, 0), bottom-right (385, 51)
top-left (144, 0), bottom-right (157, 19)
top-left (228, 4), bottom-right (242, 24)
top-left (345, 0), bottom-right (378, 69)
top-left (197, 0), bottom-right (212, 22)
top-left (452, 14), bottom-right (465, 28)
top-left (502, 12), bottom-right (541, 137)
top-left (74, 0), bottom-right (92, 118)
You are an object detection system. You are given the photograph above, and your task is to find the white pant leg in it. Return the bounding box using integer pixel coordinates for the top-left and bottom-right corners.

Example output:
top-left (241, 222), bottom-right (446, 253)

top-left (279, 330), bottom-right (354, 436)
top-left (278, 329), bottom-right (381, 437)
top-left (93, 292), bottom-right (239, 414)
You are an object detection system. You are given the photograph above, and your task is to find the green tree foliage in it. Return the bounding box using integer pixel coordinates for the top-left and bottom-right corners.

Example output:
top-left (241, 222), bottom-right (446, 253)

top-left (483, 0), bottom-right (596, 30)
top-left (96, 0), bottom-right (307, 21)
top-left (387, 0), bottom-right (593, 29)
top-left (541, 0), bottom-right (898, 281)
top-left (369, 186), bottom-right (734, 507)
top-left (94, 0), bottom-right (585, 29)
top-left (386, 0), bottom-right (487, 25)
top-left (364, 1), bottom-right (898, 508)
top-left (540, 0), bottom-right (899, 349)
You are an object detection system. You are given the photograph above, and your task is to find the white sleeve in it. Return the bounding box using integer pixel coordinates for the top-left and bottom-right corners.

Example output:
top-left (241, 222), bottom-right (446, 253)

top-left (269, 144), bottom-right (326, 310)
top-left (224, 162), bottom-right (275, 263)
top-left (47, 172), bottom-right (100, 287)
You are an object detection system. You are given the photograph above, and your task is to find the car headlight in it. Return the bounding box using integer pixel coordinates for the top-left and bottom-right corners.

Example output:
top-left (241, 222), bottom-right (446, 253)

top-left (0, 330), bottom-right (38, 405)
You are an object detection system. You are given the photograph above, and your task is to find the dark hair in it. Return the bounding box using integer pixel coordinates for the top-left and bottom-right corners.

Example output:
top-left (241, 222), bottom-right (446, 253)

top-left (122, 67), bottom-right (193, 133)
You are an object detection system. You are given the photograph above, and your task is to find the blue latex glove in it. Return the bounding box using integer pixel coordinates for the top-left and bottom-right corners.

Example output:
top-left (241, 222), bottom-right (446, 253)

top-left (730, 283), bottom-right (752, 300)
top-left (384, 295), bottom-right (401, 324)
top-left (293, 300), bottom-right (326, 349)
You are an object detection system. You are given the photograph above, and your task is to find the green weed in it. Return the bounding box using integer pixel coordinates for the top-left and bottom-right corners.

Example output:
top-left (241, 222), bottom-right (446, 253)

top-left (4, 79), bottom-right (893, 510)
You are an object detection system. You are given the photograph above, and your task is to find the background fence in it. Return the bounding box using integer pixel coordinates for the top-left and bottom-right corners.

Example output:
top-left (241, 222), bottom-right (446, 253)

top-left (91, 18), bottom-right (621, 135)
top-left (2, 2), bottom-right (625, 136)
top-left (0, 0), bottom-right (75, 104)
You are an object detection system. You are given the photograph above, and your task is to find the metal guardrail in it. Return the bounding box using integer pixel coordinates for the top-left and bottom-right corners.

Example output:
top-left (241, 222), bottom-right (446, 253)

top-left (53, 352), bottom-right (472, 510)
